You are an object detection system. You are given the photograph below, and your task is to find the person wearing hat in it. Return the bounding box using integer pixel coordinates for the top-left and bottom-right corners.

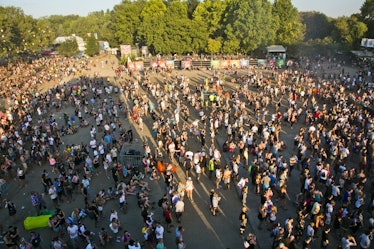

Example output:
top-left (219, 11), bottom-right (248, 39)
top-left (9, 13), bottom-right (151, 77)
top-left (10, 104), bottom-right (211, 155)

top-left (239, 206), bottom-right (248, 235)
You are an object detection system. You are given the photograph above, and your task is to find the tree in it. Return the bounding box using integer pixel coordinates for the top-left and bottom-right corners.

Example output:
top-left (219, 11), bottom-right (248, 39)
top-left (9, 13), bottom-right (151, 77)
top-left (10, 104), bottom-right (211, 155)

top-left (85, 35), bottom-right (99, 56)
top-left (162, 0), bottom-right (193, 54)
top-left (55, 38), bottom-right (78, 57)
top-left (300, 12), bottom-right (334, 41)
top-left (272, 0), bottom-right (304, 45)
top-left (186, 0), bottom-right (200, 19)
top-left (360, 0), bottom-right (374, 37)
top-left (332, 16), bottom-right (367, 49)
top-left (222, 0), bottom-right (276, 53)
top-left (207, 38), bottom-right (222, 55)
top-left (138, 0), bottom-right (167, 54)
top-left (113, 0), bottom-right (145, 45)
top-left (193, 0), bottom-right (226, 38)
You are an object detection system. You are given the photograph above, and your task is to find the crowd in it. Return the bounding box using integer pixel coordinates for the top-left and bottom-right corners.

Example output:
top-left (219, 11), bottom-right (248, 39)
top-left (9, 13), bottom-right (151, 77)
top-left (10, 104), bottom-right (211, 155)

top-left (0, 53), bottom-right (373, 249)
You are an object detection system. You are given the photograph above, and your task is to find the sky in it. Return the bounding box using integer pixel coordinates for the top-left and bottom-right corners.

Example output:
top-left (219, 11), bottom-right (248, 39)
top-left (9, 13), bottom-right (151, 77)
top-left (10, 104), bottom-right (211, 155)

top-left (0, 0), bottom-right (366, 19)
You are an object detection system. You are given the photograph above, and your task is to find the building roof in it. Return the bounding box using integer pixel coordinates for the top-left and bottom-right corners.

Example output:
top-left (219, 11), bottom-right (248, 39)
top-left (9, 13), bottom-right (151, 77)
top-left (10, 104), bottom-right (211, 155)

top-left (266, 45), bottom-right (286, 53)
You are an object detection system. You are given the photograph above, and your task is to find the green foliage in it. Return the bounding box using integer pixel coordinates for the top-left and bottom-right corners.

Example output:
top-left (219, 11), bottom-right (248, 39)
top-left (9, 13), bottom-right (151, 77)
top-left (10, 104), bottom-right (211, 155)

top-left (85, 35), bottom-right (99, 56)
top-left (193, 0), bottom-right (227, 37)
top-left (0, 6), bottom-right (55, 59)
top-left (272, 0), bottom-right (304, 45)
top-left (207, 38), bottom-right (222, 54)
top-left (0, 0), bottom-right (370, 60)
top-left (332, 16), bottom-right (367, 49)
top-left (300, 12), bottom-right (334, 41)
top-left (222, 0), bottom-right (275, 53)
top-left (113, 0), bottom-right (145, 45)
top-left (297, 37), bottom-right (341, 57)
top-left (138, 0), bottom-right (167, 53)
top-left (360, 0), bottom-right (374, 37)
top-left (55, 38), bottom-right (78, 57)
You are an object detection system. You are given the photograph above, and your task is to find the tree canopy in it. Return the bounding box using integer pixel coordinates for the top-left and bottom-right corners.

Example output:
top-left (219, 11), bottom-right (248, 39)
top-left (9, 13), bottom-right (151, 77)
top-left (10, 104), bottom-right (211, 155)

top-left (0, 0), bottom-right (369, 59)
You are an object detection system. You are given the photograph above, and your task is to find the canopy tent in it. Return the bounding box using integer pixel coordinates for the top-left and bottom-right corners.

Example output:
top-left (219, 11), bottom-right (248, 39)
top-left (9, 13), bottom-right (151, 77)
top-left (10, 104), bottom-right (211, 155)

top-left (266, 45), bottom-right (286, 53)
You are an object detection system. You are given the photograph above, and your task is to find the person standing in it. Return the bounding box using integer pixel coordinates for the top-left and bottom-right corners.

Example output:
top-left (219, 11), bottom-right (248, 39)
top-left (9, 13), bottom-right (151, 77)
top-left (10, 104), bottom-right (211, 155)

top-left (208, 157), bottom-right (215, 179)
top-left (164, 206), bottom-right (173, 232)
top-left (30, 192), bottom-right (42, 215)
top-left (359, 230), bottom-right (371, 249)
top-left (175, 197), bottom-right (185, 223)
top-left (185, 177), bottom-right (194, 202)
top-left (175, 226), bottom-right (184, 245)
top-left (5, 200), bottom-right (17, 221)
top-left (239, 206), bottom-right (249, 235)
top-left (48, 183), bottom-right (59, 209)
top-left (243, 233), bottom-right (256, 249)
top-left (211, 193), bottom-right (221, 216)
top-left (17, 167), bottom-right (26, 188)
top-left (321, 227), bottom-right (330, 249)
top-left (341, 235), bottom-right (357, 249)
top-left (155, 223), bottom-right (165, 242)
top-left (215, 168), bottom-right (222, 189)
top-left (223, 165), bottom-right (232, 190)
top-left (67, 223), bottom-right (79, 249)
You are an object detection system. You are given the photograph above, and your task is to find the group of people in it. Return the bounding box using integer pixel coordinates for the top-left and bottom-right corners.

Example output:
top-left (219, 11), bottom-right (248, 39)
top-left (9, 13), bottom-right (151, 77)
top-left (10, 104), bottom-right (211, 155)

top-left (0, 52), bottom-right (373, 249)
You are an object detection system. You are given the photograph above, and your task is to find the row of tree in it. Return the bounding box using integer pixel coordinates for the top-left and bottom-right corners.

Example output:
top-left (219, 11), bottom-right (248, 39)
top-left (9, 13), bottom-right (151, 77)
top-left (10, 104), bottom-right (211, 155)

top-left (0, 0), bottom-right (373, 59)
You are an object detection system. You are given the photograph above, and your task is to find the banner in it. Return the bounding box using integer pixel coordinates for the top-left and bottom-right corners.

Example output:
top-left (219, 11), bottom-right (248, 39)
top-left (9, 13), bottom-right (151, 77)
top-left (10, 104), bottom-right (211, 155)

top-left (257, 59), bottom-right (267, 67)
top-left (158, 60), bottom-right (166, 68)
top-left (166, 60), bottom-right (175, 69)
top-left (230, 60), bottom-right (240, 68)
top-left (181, 60), bottom-right (192, 69)
top-left (220, 60), bottom-right (230, 69)
top-left (276, 59), bottom-right (285, 68)
top-left (210, 60), bottom-right (221, 69)
top-left (127, 61), bottom-right (136, 71)
top-left (267, 59), bottom-right (276, 68)
top-left (150, 61), bottom-right (158, 69)
top-left (361, 38), bottom-right (374, 48)
top-left (135, 61), bottom-right (144, 71)
top-left (240, 59), bottom-right (249, 68)
top-left (120, 45), bottom-right (131, 57)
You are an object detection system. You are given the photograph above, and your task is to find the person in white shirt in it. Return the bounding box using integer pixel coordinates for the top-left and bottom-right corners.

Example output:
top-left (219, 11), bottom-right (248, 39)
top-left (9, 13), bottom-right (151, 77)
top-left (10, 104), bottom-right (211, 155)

top-left (155, 223), bottom-right (164, 240)
top-left (175, 198), bottom-right (185, 223)
top-left (67, 223), bottom-right (79, 248)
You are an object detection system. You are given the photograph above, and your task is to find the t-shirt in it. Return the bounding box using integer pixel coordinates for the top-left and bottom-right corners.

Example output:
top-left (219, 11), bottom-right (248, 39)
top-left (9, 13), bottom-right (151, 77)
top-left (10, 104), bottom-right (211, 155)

top-left (175, 200), bottom-right (184, 213)
top-left (49, 187), bottom-right (58, 200)
top-left (67, 224), bottom-right (79, 239)
top-left (155, 225), bottom-right (164, 239)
